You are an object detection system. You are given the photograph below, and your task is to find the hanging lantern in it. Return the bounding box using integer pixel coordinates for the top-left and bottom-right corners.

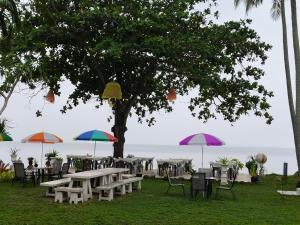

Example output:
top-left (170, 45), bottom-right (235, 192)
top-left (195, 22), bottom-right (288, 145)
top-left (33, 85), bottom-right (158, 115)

top-left (166, 87), bottom-right (176, 102)
top-left (45, 90), bottom-right (55, 103)
top-left (101, 82), bottom-right (122, 100)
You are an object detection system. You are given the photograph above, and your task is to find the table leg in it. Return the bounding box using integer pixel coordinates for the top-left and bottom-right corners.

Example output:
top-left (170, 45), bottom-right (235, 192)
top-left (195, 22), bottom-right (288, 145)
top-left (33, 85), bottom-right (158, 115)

top-left (82, 180), bottom-right (92, 201)
top-left (206, 180), bottom-right (212, 198)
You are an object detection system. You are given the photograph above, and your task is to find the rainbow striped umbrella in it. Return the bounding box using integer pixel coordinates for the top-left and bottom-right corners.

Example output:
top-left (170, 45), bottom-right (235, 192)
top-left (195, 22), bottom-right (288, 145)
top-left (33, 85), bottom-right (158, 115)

top-left (0, 133), bottom-right (13, 142)
top-left (74, 130), bottom-right (118, 169)
top-left (179, 133), bottom-right (225, 168)
top-left (22, 132), bottom-right (63, 166)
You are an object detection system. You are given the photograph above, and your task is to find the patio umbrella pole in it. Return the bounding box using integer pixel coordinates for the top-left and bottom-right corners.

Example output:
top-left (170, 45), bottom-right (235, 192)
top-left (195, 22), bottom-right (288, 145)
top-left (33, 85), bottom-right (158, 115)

top-left (201, 145), bottom-right (203, 168)
top-left (41, 142), bottom-right (44, 167)
top-left (93, 141), bottom-right (96, 170)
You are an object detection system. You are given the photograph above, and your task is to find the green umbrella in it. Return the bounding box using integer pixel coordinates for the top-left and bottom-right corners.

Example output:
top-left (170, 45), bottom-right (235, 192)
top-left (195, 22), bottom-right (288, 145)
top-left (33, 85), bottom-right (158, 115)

top-left (0, 133), bottom-right (13, 141)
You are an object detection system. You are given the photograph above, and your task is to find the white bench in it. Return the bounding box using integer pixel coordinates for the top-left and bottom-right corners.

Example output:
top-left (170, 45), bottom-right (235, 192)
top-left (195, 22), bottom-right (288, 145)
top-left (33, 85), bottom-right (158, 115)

top-left (54, 187), bottom-right (84, 204)
top-left (122, 177), bottom-right (143, 193)
top-left (40, 178), bottom-right (71, 197)
top-left (95, 181), bottom-right (125, 201)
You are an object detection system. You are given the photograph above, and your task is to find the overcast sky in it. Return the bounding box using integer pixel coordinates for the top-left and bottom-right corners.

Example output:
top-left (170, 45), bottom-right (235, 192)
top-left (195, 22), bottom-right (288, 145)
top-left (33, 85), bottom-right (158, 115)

top-left (1, 1), bottom-right (296, 148)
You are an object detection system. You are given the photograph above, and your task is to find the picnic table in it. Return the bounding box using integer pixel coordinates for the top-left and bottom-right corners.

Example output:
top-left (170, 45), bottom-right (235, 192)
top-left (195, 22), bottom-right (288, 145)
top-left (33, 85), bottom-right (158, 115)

top-left (64, 168), bottom-right (129, 201)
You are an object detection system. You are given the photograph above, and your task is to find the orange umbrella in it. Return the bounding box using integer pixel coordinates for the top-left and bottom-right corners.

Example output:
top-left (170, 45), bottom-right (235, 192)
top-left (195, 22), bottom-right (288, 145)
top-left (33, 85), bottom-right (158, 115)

top-left (21, 132), bottom-right (63, 166)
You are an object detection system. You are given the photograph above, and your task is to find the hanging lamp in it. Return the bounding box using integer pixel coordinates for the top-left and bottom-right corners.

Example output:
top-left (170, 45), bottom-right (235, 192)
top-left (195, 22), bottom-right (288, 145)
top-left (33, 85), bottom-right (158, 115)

top-left (101, 81), bottom-right (122, 100)
top-left (45, 90), bottom-right (55, 103)
top-left (166, 87), bottom-right (176, 102)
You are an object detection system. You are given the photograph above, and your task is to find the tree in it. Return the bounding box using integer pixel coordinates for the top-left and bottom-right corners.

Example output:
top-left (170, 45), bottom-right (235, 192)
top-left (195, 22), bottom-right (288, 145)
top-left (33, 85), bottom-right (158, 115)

top-left (235, 0), bottom-right (300, 172)
top-left (17, 0), bottom-right (273, 157)
top-left (0, 0), bottom-right (20, 38)
top-left (0, 0), bottom-right (20, 117)
top-left (0, 118), bottom-right (10, 134)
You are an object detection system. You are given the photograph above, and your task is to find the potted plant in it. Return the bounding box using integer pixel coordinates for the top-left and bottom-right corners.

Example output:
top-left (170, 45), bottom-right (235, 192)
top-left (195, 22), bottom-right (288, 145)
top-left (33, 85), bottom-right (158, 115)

top-left (136, 163), bottom-right (144, 177)
top-left (230, 158), bottom-right (244, 173)
top-left (10, 148), bottom-right (19, 162)
top-left (217, 157), bottom-right (230, 185)
top-left (45, 150), bottom-right (59, 167)
top-left (245, 156), bottom-right (259, 183)
top-left (34, 159), bottom-right (38, 168)
top-left (74, 159), bottom-right (82, 172)
top-left (27, 157), bottom-right (34, 170)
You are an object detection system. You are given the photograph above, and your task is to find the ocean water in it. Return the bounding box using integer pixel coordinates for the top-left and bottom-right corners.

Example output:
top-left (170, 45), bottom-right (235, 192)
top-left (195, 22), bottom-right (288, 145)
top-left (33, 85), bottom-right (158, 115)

top-left (0, 142), bottom-right (297, 175)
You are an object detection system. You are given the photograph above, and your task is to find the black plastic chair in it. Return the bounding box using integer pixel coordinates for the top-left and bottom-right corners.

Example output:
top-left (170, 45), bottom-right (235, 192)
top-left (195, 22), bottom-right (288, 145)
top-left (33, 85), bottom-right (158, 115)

top-left (48, 160), bottom-right (63, 180)
top-left (82, 159), bottom-right (92, 171)
top-left (215, 170), bottom-right (238, 199)
top-left (12, 163), bottom-right (35, 186)
top-left (191, 173), bottom-right (207, 199)
top-left (166, 172), bottom-right (185, 196)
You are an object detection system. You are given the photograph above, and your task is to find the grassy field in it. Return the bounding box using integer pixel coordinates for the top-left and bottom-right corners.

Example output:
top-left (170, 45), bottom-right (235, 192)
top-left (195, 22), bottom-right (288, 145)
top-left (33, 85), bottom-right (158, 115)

top-left (0, 175), bottom-right (300, 225)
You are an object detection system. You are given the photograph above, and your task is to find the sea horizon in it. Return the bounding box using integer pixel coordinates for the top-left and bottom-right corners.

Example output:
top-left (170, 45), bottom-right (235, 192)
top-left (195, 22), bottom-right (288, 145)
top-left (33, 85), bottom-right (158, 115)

top-left (0, 142), bottom-right (296, 175)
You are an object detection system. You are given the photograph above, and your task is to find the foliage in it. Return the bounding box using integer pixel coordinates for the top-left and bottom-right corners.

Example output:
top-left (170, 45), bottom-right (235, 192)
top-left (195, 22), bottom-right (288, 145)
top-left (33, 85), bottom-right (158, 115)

top-left (231, 158), bottom-right (245, 170)
top-left (45, 150), bottom-right (59, 166)
top-left (6, 0), bottom-right (273, 157)
top-left (0, 171), bottom-right (13, 182)
top-left (44, 150), bottom-right (58, 160)
top-left (73, 159), bottom-right (82, 171)
top-left (217, 157), bottom-right (230, 166)
top-left (0, 160), bottom-right (10, 172)
top-left (0, 118), bottom-right (11, 134)
top-left (0, 0), bottom-right (20, 38)
top-left (245, 156), bottom-right (258, 177)
top-left (27, 157), bottom-right (34, 163)
top-left (9, 147), bottom-right (18, 156)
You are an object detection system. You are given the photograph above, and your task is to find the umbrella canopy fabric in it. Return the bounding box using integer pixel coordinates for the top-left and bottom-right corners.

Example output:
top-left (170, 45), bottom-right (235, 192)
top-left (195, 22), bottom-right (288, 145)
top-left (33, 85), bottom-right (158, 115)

top-left (21, 132), bottom-right (63, 167)
top-left (21, 132), bottom-right (63, 144)
top-left (179, 133), bottom-right (225, 168)
top-left (74, 130), bottom-right (118, 142)
top-left (74, 130), bottom-right (117, 170)
top-left (179, 133), bottom-right (225, 146)
top-left (0, 133), bottom-right (13, 141)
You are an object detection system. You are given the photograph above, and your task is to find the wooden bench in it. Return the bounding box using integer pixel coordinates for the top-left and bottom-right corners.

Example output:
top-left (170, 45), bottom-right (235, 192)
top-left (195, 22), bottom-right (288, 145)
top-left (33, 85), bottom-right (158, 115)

top-left (95, 181), bottom-right (125, 201)
top-left (122, 177), bottom-right (143, 193)
top-left (54, 187), bottom-right (84, 204)
top-left (40, 178), bottom-right (71, 197)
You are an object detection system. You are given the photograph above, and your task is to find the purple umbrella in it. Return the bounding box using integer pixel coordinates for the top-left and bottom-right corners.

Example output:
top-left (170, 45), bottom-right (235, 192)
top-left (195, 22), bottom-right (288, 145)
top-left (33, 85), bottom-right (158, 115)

top-left (179, 133), bottom-right (225, 168)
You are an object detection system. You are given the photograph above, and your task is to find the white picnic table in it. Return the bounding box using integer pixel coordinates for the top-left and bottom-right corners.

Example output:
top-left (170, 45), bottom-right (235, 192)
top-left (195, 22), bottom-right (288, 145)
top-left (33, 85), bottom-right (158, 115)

top-left (64, 168), bottom-right (129, 201)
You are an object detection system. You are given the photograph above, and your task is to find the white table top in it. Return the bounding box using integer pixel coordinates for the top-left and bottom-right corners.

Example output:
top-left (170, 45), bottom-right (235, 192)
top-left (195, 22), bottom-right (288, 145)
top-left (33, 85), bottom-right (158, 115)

top-left (64, 168), bottom-right (129, 179)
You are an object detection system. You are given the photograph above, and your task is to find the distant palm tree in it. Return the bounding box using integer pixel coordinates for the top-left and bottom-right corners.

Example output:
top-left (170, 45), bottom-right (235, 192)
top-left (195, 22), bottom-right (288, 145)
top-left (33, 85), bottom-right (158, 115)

top-left (234, 0), bottom-right (300, 173)
top-left (0, 0), bottom-right (20, 38)
top-left (0, 118), bottom-right (11, 134)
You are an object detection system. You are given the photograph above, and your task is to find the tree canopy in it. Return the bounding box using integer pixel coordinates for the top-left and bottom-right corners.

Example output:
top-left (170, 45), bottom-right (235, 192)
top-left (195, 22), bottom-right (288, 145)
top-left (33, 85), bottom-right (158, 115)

top-left (6, 0), bottom-right (273, 156)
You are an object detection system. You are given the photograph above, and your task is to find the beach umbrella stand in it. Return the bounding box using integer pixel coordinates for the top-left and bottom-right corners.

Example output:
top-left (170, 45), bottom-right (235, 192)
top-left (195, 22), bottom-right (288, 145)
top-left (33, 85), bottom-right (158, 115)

top-left (21, 132), bottom-right (63, 167)
top-left (179, 133), bottom-right (225, 168)
top-left (74, 130), bottom-right (118, 170)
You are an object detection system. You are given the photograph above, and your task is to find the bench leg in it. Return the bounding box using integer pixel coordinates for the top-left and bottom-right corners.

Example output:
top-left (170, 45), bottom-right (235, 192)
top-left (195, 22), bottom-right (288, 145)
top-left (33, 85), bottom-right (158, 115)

top-left (54, 192), bottom-right (64, 203)
top-left (108, 189), bottom-right (113, 201)
top-left (137, 181), bottom-right (142, 190)
top-left (127, 183), bottom-right (132, 193)
top-left (120, 185), bottom-right (126, 195)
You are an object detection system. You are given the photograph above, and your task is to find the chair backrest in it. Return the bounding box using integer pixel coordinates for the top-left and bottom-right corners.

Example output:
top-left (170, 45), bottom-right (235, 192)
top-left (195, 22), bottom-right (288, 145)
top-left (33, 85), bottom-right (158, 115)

top-left (228, 170), bottom-right (238, 189)
top-left (192, 173), bottom-right (206, 191)
top-left (14, 163), bottom-right (25, 178)
top-left (52, 160), bottom-right (63, 174)
top-left (61, 163), bottom-right (70, 175)
top-left (198, 168), bottom-right (213, 178)
top-left (82, 159), bottom-right (92, 171)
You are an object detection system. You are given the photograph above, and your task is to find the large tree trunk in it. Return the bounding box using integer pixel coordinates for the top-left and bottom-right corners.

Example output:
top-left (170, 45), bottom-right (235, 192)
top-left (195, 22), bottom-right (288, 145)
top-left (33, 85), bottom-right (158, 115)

top-left (290, 0), bottom-right (300, 172)
top-left (111, 101), bottom-right (131, 158)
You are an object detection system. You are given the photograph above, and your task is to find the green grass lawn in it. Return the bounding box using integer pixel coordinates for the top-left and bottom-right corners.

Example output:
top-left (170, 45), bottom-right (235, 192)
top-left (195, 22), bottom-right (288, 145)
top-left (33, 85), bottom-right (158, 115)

top-left (0, 175), bottom-right (300, 225)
